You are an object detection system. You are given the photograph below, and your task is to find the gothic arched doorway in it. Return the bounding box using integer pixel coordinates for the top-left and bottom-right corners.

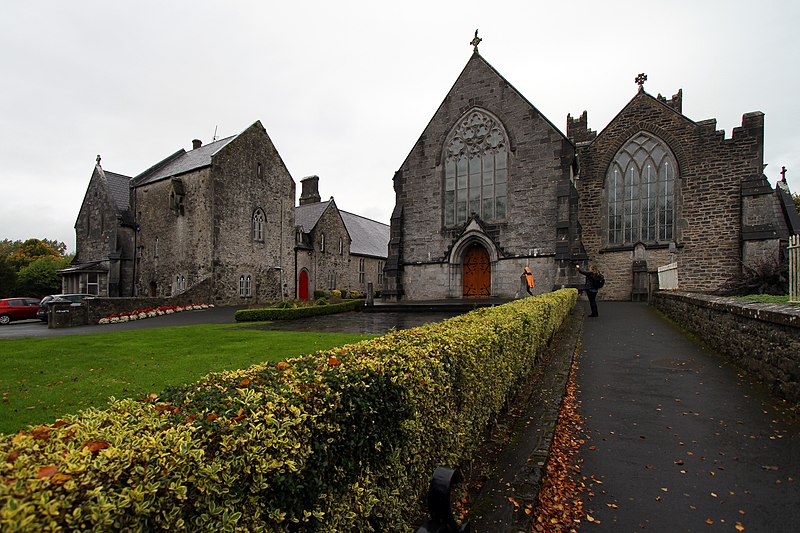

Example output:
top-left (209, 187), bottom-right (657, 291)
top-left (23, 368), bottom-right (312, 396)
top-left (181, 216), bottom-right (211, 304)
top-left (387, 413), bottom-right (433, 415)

top-left (463, 242), bottom-right (491, 298)
top-left (298, 269), bottom-right (309, 301)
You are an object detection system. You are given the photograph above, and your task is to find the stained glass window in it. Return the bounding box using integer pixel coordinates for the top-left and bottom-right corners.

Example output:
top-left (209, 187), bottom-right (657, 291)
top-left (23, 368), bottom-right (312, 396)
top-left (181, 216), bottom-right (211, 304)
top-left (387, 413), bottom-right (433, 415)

top-left (444, 110), bottom-right (508, 225)
top-left (607, 133), bottom-right (676, 244)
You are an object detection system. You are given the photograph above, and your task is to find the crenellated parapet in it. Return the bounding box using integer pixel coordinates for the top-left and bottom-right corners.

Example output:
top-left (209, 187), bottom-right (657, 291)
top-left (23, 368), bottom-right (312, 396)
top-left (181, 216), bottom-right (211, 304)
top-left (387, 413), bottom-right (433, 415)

top-left (656, 89), bottom-right (682, 113)
top-left (566, 111), bottom-right (596, 144)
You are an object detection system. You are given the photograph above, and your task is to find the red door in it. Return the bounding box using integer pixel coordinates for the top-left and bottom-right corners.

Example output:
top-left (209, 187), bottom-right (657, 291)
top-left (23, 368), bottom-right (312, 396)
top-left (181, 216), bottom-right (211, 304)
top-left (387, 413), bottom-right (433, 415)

top-left (463, 243), bottom-right (491, 298)
top-left (299, 270), bottom-right (309, 301)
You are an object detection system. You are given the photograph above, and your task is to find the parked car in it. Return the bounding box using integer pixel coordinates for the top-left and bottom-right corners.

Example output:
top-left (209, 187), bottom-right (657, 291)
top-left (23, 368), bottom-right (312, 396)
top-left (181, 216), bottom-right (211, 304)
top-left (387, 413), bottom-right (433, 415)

top-left (37, 293), bottom-right (95, 321)
top-left (0, 297), bottom-right (42, 325)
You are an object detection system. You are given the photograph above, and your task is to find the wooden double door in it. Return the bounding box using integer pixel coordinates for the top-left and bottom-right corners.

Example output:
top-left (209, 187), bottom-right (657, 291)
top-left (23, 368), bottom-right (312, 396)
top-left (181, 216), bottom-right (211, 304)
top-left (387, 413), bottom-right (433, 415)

top-left (462, 243), bottom-right (491, 298)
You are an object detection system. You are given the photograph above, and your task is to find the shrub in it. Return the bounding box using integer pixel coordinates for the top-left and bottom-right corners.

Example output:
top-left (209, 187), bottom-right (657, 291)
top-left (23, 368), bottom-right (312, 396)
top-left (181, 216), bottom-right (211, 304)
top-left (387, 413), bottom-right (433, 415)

top-left (330, 290), bottom-right (342, 301)
top-left (0, 289), bottom-right (577, 531)
top-left (717, 255), bottom-right (789, 296)
top-left (234, 299), bottom-right (363, 321)
top-left (315, 297), bottom-right (328, 306)
top-left (313, 290), bottom-right (328, 300)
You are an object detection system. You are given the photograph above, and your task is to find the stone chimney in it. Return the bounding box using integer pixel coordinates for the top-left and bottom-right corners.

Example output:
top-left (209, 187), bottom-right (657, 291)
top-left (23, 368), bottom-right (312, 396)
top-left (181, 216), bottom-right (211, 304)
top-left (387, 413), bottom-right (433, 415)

top-left (299, 175), bottom-right (321, 205)
top-left (192, 139), bottom-right (202, 150)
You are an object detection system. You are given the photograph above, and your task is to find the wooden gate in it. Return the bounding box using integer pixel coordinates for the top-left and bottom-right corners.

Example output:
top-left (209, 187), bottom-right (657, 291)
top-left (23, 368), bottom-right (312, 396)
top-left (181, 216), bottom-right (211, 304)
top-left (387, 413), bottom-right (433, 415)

top-left (463, 243), bottom-right (491, 298)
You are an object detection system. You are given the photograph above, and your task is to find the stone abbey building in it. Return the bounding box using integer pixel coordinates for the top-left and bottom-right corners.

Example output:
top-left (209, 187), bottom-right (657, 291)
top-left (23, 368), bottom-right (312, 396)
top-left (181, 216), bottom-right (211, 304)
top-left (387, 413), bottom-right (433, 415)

top-left (63, 121), bottom-right (389, 305)
top-left (64, 49), bottom-right (798, 305)
top-left (383, 49), bottom-right (798, 301)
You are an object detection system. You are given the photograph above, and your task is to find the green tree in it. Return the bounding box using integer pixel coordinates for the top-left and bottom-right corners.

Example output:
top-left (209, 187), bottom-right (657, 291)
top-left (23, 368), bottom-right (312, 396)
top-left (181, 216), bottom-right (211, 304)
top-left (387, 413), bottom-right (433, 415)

top-left (16, 256), bottom-right (71, 297)
top-left (6, 239), bottom-right (59, 270)
top-left (0, 257), bottom-right (17, 297)
top-left (793, 192), bottom-right (800, 214)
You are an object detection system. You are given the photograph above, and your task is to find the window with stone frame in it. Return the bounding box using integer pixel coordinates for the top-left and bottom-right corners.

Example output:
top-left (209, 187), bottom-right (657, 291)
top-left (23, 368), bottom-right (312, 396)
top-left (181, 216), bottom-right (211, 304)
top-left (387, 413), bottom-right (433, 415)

top-left (339, 237), bottom-right (343, 255)
top-left (320, 233), bottom-right (325, 253)
top-left (443, 109), bottom-right (509, 226)
top-left (607, 132), bottom-right (676, 245)
top-left (245, 275), bottom-right (252, 297)
top-left (358, 258), bottom-right (365, 284)
top-left (377, 261), bottom-right (384, 286)
top-left (327, 270), bottom-right (336, 290)
top-left (252, 209), bottom-right (265, 242)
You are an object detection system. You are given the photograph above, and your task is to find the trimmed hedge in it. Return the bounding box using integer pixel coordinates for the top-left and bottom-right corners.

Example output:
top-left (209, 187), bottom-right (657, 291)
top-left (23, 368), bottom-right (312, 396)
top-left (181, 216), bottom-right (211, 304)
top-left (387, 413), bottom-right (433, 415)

top-left (234, 299), bottom-right (364, 321)
top-left (0, 289), bottom-right (577, 531)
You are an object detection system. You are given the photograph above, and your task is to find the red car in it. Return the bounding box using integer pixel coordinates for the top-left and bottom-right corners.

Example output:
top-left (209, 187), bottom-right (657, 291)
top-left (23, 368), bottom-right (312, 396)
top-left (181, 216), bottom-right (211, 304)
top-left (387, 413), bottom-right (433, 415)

top-left (0, 298), bottom-right (42, 325)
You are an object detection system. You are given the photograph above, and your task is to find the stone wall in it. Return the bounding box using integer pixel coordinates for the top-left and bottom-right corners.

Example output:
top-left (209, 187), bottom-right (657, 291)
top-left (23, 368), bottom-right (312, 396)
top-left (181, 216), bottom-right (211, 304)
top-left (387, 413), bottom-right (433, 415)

top-left (82, 277), bottom-right (213, 324)
top-left (210, 123), bottom-right (296, 305)
top-left (575, 93), bottom-right (765, 299)
top-left (651, 291), bottom-right (800, 402)
top-left (388, 54), bottom-right (575, 299)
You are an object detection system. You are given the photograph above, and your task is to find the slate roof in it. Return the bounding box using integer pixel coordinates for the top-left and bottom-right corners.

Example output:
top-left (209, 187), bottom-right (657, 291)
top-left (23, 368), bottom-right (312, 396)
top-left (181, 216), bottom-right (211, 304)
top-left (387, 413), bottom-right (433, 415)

top-left (295, 200), bottom-right (389, 258)
top-left (777, 181), bottom-right (800, 235)
top-left (340, 210), bottom-right (389, 258)
top-left (104, 170), bottom-right (133, 214)
top-left (295, 201), bottom-right (330, 233)
top-left (133, 135), bottom-right (237, 187)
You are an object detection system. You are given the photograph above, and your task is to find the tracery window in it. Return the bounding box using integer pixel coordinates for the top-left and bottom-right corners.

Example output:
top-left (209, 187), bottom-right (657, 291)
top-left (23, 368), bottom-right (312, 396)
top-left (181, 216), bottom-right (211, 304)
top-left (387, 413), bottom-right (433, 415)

top-left (444, 109), bottom-right (509, 226)
top-left (607, 132), bottom-right (676, 244)
top-left (252, 209), bottom-right (265, 242)
top-left (358, 258), bottom-right (365, 284)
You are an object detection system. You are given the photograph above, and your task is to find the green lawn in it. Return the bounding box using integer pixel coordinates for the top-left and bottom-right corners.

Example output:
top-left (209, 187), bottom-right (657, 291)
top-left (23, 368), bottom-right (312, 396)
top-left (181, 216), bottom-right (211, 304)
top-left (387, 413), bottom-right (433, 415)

top-left (0, 324), bottom-right (374, 435)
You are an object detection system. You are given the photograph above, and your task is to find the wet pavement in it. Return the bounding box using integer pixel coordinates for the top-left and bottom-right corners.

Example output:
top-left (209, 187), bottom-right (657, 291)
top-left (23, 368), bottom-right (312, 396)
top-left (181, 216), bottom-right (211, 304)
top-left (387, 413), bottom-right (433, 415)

top-left (574, 301), bottom-right (800, 532)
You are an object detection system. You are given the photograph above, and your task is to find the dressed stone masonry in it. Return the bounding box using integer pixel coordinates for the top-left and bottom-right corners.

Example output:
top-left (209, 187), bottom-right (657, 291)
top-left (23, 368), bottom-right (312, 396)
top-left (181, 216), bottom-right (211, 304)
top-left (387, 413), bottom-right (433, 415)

top-left (384, 49), bottom-right (798, 302)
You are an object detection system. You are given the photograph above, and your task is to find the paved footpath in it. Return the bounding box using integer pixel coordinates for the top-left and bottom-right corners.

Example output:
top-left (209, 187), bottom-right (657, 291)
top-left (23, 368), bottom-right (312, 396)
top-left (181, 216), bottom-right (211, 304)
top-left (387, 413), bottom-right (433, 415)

top-left (576, 301), bottom-right (800, 532)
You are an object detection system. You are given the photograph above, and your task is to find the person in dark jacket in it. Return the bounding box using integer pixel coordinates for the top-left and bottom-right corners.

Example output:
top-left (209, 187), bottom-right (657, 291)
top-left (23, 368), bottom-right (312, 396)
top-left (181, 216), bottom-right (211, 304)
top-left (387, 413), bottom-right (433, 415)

top-left (576, 263), bottom-right (601, 317)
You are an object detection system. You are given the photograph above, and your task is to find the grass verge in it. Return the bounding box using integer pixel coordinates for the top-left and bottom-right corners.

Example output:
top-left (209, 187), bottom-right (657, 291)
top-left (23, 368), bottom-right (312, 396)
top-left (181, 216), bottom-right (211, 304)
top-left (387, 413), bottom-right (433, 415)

top-left (0, 324), bottom-right (374, 435)
top-left (733, 294), bottom-right (796, 305)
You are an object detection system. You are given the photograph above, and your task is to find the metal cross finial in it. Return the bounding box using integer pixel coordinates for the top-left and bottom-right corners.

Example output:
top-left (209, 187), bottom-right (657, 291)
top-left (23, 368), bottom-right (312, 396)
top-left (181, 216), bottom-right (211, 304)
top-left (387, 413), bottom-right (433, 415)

top-left (635, 73), bottom-right (648, 90)
top-left (470, 29), bottom-right (482, 53)
top-left (96, 154), bottom-right (101, 165)
top-left (780, 165), bottom-right (787, 183)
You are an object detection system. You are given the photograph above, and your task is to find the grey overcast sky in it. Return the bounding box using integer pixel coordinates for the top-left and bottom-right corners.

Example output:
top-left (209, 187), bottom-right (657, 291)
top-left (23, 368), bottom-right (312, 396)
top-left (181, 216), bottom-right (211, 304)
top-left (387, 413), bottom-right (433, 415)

top-left (1, 0), bottom-right (798, 253)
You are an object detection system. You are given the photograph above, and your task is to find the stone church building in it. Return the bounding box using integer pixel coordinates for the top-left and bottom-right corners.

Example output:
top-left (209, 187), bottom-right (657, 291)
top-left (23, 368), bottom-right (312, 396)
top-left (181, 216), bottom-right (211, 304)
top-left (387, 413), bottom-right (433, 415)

top-left (64, 49), bottom-right (798, 305)
top-left (383, 49), bottom-right (798, 301)
top-left (63, 121), bottom-right (389, 305)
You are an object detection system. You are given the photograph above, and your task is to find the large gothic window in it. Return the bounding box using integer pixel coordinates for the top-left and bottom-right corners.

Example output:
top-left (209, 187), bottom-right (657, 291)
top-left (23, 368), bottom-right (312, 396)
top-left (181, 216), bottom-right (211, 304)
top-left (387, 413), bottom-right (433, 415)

top-left (607, 132), bottom-right (676, 245)
top-left (444, 110), bottom-right (509, 226)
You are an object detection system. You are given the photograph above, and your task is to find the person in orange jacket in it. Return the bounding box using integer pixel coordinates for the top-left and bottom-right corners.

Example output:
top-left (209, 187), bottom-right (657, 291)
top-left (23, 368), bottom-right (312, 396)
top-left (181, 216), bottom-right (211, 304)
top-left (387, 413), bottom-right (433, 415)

top-left (523, 266), bottom-right (535, 296)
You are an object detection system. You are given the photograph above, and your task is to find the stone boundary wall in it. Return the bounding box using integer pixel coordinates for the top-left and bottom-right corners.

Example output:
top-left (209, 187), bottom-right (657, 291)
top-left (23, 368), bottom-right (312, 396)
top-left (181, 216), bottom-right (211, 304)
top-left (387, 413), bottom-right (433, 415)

top-left (82, 278), bottom-right (213, 324)
top-left (651, 291), bottom-right (800, 402)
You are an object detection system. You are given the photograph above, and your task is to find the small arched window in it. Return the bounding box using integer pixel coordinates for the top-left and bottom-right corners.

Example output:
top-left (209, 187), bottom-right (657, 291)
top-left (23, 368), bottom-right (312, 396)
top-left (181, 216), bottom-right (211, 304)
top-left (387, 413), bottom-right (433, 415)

top-left (607, 132), bottom-right (677, 244)
top-left (443, 109), bottom-right (509, 226)
top-left (339, 237), bottom-right (343, 255)
top-left (320, 233), bottom-right (325, 252)
top-left (252, 209), bottom-right (265, 242)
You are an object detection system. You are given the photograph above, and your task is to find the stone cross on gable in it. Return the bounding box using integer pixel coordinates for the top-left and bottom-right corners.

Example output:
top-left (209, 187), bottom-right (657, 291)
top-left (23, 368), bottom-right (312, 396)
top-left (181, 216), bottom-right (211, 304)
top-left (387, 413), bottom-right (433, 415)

top-left (635, 73), bottom-right (648, 90)
top-left (781, 165), bottom-right (787, 183)
top-left (96, 154), bottom-right (101, 165)
top-left (470, 29), bottom-right (482, 53)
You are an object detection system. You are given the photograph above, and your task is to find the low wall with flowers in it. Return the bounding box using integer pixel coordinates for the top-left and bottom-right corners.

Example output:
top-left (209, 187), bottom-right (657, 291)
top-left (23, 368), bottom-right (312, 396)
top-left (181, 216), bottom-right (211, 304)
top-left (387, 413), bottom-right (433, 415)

top-left (97, 304), bottom-right (215, 324)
